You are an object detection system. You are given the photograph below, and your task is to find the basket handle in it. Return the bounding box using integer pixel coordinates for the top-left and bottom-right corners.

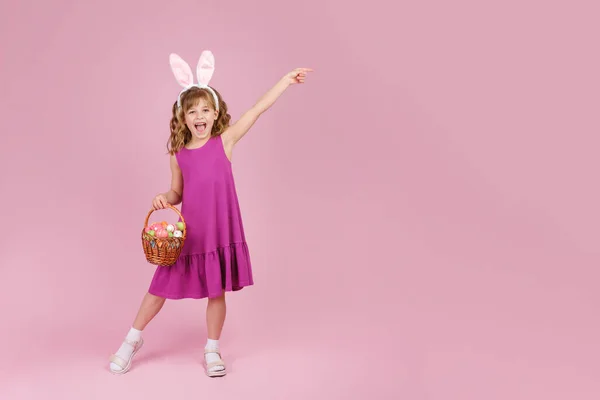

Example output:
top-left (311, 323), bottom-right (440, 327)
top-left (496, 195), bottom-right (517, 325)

top-left (144, 204), bottom-right (185, 229)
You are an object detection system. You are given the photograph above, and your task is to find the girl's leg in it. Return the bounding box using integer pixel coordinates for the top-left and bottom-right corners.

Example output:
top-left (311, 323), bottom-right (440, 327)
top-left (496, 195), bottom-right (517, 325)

top-left (109, 292), bottom-right (166, 373)
top-left (205, 291), bottom-right (227, 374)
top-left (133, 292), bottom-right (166, 330)
top-left (206, 291), bottom-right (227, 339)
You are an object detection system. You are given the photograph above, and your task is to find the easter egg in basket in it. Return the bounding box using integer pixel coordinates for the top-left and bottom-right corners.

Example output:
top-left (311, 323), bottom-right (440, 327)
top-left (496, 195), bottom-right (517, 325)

top-left (156, 228), bottom-right (169, 238)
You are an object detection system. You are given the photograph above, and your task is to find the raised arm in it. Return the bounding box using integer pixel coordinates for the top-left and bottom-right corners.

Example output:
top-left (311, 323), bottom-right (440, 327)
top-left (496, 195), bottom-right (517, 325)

top-left (222, 67), bottom-right (313, 148)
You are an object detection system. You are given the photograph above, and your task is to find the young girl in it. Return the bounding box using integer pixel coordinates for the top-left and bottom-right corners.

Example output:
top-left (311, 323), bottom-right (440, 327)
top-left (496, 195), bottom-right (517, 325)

top-left (108, 51), bottom-right (312, 377)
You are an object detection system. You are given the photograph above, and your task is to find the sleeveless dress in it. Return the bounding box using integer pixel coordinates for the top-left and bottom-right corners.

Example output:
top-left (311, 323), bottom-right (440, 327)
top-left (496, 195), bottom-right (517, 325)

top-left (148, 135), bottom-right (254, 299)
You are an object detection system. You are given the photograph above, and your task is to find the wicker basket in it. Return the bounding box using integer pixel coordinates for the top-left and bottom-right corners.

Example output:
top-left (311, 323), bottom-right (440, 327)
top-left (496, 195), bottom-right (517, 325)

top-left (141, 204), bottom-right (187, 266)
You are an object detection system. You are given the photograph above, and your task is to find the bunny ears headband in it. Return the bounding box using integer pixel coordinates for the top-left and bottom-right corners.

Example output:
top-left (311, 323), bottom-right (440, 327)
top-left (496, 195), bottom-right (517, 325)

top-left (169, 50), bottom-right (220, 111)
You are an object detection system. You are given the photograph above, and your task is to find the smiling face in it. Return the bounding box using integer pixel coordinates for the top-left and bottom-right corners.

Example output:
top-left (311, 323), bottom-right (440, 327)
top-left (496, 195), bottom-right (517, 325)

top-left (168, 86), bottom-right (230, 154)
top-left (184, 97), bottom-right (219, 141)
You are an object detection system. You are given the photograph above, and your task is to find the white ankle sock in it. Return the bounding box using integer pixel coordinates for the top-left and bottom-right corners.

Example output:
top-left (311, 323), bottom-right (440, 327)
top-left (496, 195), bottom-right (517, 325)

top-left (206, 339), bottom-right (219, 349)
top-left (205, 339), bottom-right (224, 372)
top-left (110, 327), bottom-right (143, 372)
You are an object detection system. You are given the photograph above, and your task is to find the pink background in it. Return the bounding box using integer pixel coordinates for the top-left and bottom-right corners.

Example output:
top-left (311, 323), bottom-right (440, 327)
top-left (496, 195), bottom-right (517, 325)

top-left (1, 0), bottom-right (599, 399)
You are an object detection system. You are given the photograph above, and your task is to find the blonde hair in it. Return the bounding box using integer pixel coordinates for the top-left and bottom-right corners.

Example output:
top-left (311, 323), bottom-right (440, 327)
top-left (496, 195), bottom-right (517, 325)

top-left (167, 86), bottom-right (231, 155)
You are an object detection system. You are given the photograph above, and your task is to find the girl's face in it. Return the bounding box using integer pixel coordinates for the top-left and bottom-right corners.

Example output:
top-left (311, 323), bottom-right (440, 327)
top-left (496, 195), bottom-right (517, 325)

top-left (184, 99), bottom-right (219, 141)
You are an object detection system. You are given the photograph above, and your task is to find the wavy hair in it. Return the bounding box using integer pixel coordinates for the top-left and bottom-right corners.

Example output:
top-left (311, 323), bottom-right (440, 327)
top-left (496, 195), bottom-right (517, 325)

top-left (167, 86), bottom-right (231, 155)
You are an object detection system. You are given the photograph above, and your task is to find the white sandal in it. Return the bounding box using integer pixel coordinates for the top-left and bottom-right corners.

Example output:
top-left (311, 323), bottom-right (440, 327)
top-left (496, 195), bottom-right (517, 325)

top-left (204, 348), bottom-right (227, 377)
top-left (109, 337), bottom-right (144, 375)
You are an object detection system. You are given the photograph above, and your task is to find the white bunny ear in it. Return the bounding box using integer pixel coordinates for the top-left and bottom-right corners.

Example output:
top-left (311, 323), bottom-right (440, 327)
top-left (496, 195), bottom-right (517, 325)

top-left (196, 50), bottom-right (215, 86)
top-left (169, 53), bottom-right (194, 87)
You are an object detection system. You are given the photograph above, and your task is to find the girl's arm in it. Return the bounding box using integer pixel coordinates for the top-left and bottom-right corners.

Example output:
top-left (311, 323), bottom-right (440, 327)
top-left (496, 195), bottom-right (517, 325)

top-left (165, 155), bottom-right (183, 205)
top-left (222, 67), bottom-right (313, 147)
top-left (153, 155), bottom-right (183, 209)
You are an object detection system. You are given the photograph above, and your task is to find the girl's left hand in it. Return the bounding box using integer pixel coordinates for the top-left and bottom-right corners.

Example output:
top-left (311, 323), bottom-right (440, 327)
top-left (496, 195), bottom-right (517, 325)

top-left (284, 68), bottom-right (314, 85)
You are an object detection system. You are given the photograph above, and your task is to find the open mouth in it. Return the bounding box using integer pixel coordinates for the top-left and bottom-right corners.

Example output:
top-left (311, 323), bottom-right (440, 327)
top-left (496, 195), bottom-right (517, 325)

top-left (194, 122), bottom-right (207, 133)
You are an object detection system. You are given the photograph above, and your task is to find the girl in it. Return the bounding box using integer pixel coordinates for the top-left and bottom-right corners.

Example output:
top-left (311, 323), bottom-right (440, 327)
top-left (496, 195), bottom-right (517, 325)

top-left (108, 51), bottom-right (312, 377)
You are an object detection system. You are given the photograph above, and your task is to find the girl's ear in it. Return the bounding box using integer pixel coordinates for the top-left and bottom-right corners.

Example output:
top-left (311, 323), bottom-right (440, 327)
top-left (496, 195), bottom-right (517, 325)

top-left (169, 53), bottom-right (194, 87)
top-left (196, 50), bottom-right (216, 86)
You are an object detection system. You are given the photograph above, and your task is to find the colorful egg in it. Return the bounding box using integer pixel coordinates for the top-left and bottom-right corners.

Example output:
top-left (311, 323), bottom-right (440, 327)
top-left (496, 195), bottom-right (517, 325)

top-left (176, 222), bottom-right (186, 231)
top-left (156, 229), bottom-right (169, 238)
top-left (168, 231), bottom-right (174, 238)
top-left (147, 230), bottom-right (155, 237)
top-left (173, 230), bottom-right (183, 238)
top-left (166, 224), bottom-right (175, 232)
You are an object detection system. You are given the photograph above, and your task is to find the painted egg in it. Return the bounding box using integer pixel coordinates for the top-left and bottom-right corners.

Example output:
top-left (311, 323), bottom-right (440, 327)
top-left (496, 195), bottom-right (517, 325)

top-left (166, 224), bottom-right (175, 232)
top-left (176, 222), bottom-right (186, 231)
top-left (173, 230), bottom-right (183, 238)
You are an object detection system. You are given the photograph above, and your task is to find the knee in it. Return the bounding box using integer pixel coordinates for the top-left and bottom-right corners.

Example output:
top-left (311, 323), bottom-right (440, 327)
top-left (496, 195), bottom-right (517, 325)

top-left (147, 292), bottom-right (166, 305)
top-left (208, 292), bottom-right (225, 304)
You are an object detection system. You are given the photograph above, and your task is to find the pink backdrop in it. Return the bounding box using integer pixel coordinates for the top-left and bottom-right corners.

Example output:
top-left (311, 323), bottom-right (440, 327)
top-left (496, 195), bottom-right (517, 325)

top-left (1, 0), bottom-right (599, 399)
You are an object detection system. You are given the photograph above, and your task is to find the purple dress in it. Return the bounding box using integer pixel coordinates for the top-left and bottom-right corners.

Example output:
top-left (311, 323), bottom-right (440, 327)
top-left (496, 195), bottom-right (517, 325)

top-left (148, 135), bottom-right (254, 299)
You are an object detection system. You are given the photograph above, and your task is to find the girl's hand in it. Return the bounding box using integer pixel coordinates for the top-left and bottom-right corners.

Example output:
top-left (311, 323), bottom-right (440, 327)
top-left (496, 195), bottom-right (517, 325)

top-left (284, 68), bottom-right (313, 85)
top-left (152, 193), bottom-right (169, 210)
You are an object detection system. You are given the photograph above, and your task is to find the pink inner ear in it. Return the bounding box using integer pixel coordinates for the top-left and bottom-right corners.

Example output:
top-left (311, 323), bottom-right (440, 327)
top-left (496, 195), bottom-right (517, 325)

top-left (169, 53), bottom-right (194, 87)
top-left (196, 50), bottom-right (215, 85)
